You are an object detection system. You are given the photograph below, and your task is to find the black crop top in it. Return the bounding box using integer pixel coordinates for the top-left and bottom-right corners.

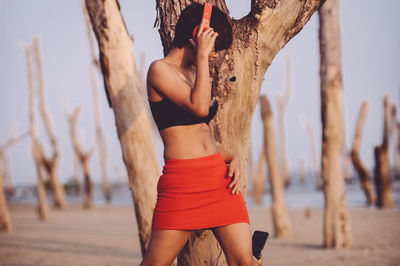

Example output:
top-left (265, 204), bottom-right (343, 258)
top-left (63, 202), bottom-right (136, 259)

top-left (148, 97), bottom-right (218, 130)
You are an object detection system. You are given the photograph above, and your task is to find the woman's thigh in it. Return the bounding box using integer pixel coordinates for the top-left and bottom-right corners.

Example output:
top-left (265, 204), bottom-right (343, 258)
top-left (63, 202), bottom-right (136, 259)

top-left (212, 223), bottom-right (253, 265)
top-left (141, 229), bottom-right (192, 266)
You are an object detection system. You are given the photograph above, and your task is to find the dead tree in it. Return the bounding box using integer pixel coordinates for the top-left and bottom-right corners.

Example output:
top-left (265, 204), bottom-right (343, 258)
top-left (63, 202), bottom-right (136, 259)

top-left (300, 118), bottom-right (322, 189)
top-left (391, 105), bottom-right (400, 180)
top-left (72, 152), bottom-right (81, 193)
top-left (32, 36), bottom-right (67, 209)
top-left (2, 153), bottom-right (15, 196)
top-left (156, 1), bottom-right (322, 263)
top-left (276, 52), bottom-right (292, 188)
top-left (0, 131), bottom-right (28, 232)
top-left (396, 121), bottom-right (400, 181)
top-left (342, 90), bottom-right (352, 184)
top-left (260, 95), bottom-right (292, 238)
top-left (298, 156), bottom-right (306, 184)
top-left (350, 102), bottom-right (375, 205)
top-left (374, 95), bottom-right (395, 208)
top-left (319, 0), bottom-right (352, 248)
top-left (82, 2), bottom-right (112, 202)
top-left (249, 145), bottom-right (266, 204)
top-left (66, 106), bottom-right (94, 209)
top-left (25, 46), bottom-right (50, 221)
top-left (85, 0), bottom-right (160, 255)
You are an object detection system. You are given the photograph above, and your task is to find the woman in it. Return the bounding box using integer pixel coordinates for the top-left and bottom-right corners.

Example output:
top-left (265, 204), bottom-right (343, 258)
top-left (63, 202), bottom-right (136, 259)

top-left (142, 3), bottom-right (253, 265)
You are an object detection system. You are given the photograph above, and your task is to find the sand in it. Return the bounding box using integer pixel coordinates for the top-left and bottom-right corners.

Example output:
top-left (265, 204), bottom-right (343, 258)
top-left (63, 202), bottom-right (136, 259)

top-left (0, 203), bottom-right (399, 266)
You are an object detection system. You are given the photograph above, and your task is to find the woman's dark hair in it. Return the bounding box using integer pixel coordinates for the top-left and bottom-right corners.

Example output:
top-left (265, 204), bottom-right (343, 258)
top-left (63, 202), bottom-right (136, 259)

top-left (173, 3), bottom-right (232, 51)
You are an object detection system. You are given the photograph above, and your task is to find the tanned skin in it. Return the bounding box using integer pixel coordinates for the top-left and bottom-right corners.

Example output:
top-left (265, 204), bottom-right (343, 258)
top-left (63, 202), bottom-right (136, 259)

top-left (141, 20), bottom-right (253, 266)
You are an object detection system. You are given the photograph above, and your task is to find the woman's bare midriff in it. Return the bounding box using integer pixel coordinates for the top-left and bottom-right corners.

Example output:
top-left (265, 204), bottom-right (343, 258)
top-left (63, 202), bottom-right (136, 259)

top-left (159, 122), bottom-right (218, 160)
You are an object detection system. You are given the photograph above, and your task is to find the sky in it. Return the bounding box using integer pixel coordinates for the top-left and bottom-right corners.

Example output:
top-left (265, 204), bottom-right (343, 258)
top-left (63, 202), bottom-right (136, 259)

top-left (0, 0), bottom-right (399, 186)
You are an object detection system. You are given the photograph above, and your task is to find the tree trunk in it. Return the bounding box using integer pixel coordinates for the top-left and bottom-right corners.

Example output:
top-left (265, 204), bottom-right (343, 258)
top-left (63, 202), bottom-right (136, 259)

top-left (276, 52), bottom-right (292, 188)
top-left (319, 0), bottom-right (352, 248)
top-left (82, 154), bottom-right (94, 209)
top-left (391, 106), bottom-right (400, 180)
top-left (343, 152), bottom-right (352, 183)
top-left (374, 95), bottom-right (395, 208)
top-left (2, 154), bottom-right (16, 197)
top-left (155, 0), bottom-right (322, 263)
top-left (249, 147), bottom-right (266, 204)
top-left (0, 133), bottom-right (28, 230)
top-left (85, 0), bottom-right (160, 255)
top-left (72, 152), bottom-right (81, 193)
top-left (396, 122), bottom-right (400, 180)
top-left (298, 156), bottom-right (306, 184)
top-left (82, 2), bottom-right (112, 202)
top-left (33, 36), bottom-right (67, 209)
top-left (260, 95), bottom-right (292, 238)
top-left (302, 120), bottom-right (322, 189)
top-left (0, 164), bottom-right (11, 232)
top-left (342, 88), bottom-right (352, 185)
top-left (66, 106), bottom-right (94, 209)
top-left (25, 46), bottom-right (50, 221)
top-left (350, 101), bottom-right (375, 205)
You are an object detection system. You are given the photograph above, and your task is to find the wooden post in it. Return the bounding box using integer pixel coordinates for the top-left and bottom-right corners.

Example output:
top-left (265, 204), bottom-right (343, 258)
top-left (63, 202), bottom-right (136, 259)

top-left (25, 46), bottom-right (50, 221)
top-left (319, 0), bottom-right (352, 248)
top-left (260, 95), bottom-right (292, 238)
top-left (32, 36), bottom-right (67, 209)
top-left (374, 95), bottom-right (395, 208)
top-left (350, 102), bottom-right (375, 205)
top-left (276, 52), bottom-right (292, 188)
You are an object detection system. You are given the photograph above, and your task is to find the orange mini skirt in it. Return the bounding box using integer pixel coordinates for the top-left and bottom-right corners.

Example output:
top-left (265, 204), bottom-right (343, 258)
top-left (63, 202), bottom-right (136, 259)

top-left (151, 152), bottom-right (250, 230)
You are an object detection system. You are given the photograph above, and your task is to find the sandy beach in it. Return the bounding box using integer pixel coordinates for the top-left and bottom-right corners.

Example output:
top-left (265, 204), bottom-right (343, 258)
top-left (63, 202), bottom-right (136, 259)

top-left (0, 203), bottom-right (399, 266)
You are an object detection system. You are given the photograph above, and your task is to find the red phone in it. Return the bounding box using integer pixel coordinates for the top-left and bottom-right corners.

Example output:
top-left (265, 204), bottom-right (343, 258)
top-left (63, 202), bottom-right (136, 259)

top-left (192, 3), bottom-right (213, 39)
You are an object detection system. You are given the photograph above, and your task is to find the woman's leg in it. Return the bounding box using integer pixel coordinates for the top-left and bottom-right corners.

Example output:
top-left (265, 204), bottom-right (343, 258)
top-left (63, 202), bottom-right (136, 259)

top-left (140, 229), bottom-right (192, 266)
top-left (212, 223), bottom-right (253, 266)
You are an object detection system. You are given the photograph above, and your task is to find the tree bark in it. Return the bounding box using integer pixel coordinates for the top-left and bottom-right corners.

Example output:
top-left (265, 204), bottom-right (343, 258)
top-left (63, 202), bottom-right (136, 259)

top-left (276, 52), bottom-right (292, 188)
top-left (85, 0), bottom-right (160, 255)
top-left (82, 2), bottom-right (112, 202)
top-left (33, 36), bottom-right (67, 209)
top-left (156, 0), bottom-right (322, 263)
top-left (260, 95), bottom-right (292, 238)
top-left (374, 95), bottom-right (395, 208)
top-left (319, 0), bottom-right (352, 248)
top-left (350, 101), bottom-right (375, 205)
top-left (66, 106), bottom-right (94, 209)
top-left (0, 132), bottom-right (28, 232)
top-left (25, 46), bottom-right (50, 221)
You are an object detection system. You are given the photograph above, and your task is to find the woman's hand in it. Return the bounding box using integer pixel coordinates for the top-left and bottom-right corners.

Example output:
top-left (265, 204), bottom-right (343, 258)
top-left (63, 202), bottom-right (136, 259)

top-left (189, 20), bottom-right (218, 60)
top-left (227, 155), bottom-right (241, 195)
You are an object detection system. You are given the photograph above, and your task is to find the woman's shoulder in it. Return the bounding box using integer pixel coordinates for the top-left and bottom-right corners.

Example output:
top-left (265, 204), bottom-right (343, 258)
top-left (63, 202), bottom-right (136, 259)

top-left (148, 59), bottom-right (169, 75)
